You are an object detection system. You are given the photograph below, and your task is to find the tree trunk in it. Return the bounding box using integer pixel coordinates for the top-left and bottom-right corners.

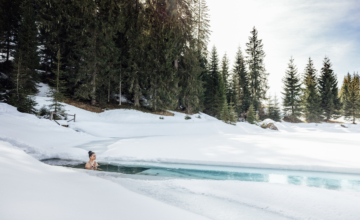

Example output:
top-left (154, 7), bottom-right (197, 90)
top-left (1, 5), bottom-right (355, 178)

top-left (108, 78), bottom-right (110, 103)
top-left (134, 80), bottom-right (140, 107)
top-left (119, 70), bottom-right (122, 106)
top-left (57, 47), bottom-right (60, 93)
top-left (16, 57), bottom-right (21, 103)
top-left (91, 3), bottom-right (97, 106)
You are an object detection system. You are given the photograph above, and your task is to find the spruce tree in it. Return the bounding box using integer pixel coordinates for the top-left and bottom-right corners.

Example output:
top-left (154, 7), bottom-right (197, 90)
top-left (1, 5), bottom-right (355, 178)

top-left (272, 94), bottom-right (281, 122)
top-left (245, 27), bottom-right (269, 111)
top-left (247, 104), bottom-right (256, 124)
top-left (220, 100), bottom-right (229, 123)
top-left (228, 100), bottom-right (237, 125)
top-left (302, 58), bottom-right (321, 122)
top-left (8, 0), bottom-right (40, 113)
top-left (267, 94), bottom-right (274, 119)
top-left (282, 57), bottom-right (302, 122)
top-left (204, 46), bottom-right (225, 116)
top-left (0, 0), bottom-right (22, 65)
top-left (318, 57), bottom-right (342, 121)
top-left (340, 73), bottom-right (360, 124)
top-left (221, 53), bottom-right (230, 102)
top-left (233, 47), bottom-right (251, 115)
top-left (193, 0), bottom-right (210, 55)
top-left (215, 71), bottom-right (227, 117)
top-left (47, 50), bottom-right (66, 114)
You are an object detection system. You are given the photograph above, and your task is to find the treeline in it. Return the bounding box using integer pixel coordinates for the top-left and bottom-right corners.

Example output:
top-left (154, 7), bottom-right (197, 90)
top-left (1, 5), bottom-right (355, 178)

top-left (282, 56), bottom-right (360, 124)
top-left (1, 0), bottom-right (359, 124)
top-left (0, 0), bottom-right (211, 115)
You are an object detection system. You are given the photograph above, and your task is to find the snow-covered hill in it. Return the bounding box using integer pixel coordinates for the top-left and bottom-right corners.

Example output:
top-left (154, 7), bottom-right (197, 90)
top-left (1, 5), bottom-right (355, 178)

top-left (2, 91), bottom-right (360, 220)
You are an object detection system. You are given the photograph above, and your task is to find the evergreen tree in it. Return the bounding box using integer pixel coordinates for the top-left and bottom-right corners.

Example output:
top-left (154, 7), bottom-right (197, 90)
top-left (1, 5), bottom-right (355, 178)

top-left (302, 58), bottom-right (321, 122)
top-left (220, 100), bottom-right (229, 123)
top-left (228, 100), bottom-right (237, 125)
top-left (221, 53), bottom-right (230, 102)
top-left (193, 0), bottom-right (210, 55)
top-left (47, 50), bottom-right (66, 114)
top-left (233, 47), bottom-right (251, 115)
top-left (272, 94), bottom-right (281, 122)
top-left (267, 94), bottom-right (274, 119)
top-left (8, 0), bottom-right (40, 113)
top-left (245, 27), bottom-right (269, 111)
top-left (179, 47), bottom-right (203, 114)
top-left (0, 0), bottom-right (22, 65)
top-left (204, 46), bottom-right (225, 116)
top-left (67, 0), bottom-right (121, 106)
top-left (340, 73), bottom-right (360, 124)
top-left (318, 57), bottom-right (342, 121)
top-left (215, 71), bottom-right (227, 117)
top-left (282, 57), bottom-right (302, 122)
top-left (247, 104), bottom-right (256, 124)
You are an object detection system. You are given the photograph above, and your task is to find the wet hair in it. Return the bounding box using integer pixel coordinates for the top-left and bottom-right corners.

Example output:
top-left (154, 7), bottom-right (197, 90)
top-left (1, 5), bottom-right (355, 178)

top-left (88, 151), bottom-right (95, 158)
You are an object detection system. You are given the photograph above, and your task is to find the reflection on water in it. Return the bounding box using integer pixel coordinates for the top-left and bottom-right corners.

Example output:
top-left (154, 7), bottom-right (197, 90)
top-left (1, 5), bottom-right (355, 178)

top-left (41, 158), bottom-right (360, 192)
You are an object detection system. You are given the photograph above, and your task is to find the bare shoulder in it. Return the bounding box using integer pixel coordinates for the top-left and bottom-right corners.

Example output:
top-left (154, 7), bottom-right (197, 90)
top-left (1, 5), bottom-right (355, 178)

top-left (85, 162), bottom-right (91, 169)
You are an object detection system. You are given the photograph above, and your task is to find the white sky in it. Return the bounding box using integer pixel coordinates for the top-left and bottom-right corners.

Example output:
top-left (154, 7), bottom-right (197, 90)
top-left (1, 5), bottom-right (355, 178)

top-left (207, 0), bottom-right (360, 98)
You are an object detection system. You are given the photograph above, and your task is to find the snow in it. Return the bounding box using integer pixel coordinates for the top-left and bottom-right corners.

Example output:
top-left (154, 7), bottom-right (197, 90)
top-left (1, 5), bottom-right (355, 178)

top-left (91, 172), bottom-right (360, 220)
top-left (32, 95), bottom-right (360, 174)
top-left (36, 82), bottom-right (51, 97)
top-left (1, 85), bottom-right (360, 219)
top-left (0, 141), bottom-right (209, 220)
top-left (0, 72), bottom-right (7, 79)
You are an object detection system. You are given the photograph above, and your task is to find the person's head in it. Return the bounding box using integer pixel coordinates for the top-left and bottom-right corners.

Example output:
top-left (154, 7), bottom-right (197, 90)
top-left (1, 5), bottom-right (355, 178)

top-left (88, 151), bottom-right (96, 160)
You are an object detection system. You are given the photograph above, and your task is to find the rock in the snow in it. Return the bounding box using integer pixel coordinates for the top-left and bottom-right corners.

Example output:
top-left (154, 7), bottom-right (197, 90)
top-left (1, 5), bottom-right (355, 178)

top-left (266, 123), bottom-right (278, 131)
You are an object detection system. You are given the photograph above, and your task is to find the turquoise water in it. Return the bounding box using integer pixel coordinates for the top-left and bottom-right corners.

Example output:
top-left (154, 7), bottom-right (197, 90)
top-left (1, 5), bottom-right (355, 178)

top-left (41, 158), bottom-right (360, 192)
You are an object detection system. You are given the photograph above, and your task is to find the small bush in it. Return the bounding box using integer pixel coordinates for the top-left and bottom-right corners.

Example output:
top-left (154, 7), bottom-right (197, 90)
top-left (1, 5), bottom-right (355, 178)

top-left (196, 115), bottom-right (201, 119)
top-left (159, 116), bottom-right (164, 120)
top-left (185, 115), bottom-right (191, 120)
top-left (39, 105), bottom-right (50, 119)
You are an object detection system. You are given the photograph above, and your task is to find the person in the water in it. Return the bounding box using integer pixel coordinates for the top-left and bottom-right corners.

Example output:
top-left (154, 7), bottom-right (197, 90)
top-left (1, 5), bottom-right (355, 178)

top-left (85, 151), bottom-right (99, 170)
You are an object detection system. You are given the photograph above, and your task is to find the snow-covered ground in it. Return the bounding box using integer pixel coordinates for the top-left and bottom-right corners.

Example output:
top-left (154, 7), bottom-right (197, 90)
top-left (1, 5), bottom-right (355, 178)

top-left (1, 83), bottom-right (360, 219)
top-left (0, 141), bottom-right (208, 220)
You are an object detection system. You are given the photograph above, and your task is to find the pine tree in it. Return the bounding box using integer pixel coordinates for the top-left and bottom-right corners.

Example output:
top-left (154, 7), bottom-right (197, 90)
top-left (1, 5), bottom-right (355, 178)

top-left (228, 100), bottom-right (237, 125)
top-left (179, 47), bottom-right (203, 114)
top-left (247, 104), bottom-right (256, 124)
top-left (267, 94), bottom-right (274, 119)
top-left (245, 27), bottom-right (269, 111)
top-left (204, 46), bottom-right (225, 116)
top-left (47, 50), bottom-right (66, 115)
top-left (215, 71), bottom-right (227, 117)
top-left (8, 0), bottom-right (40, 113)
top-left (282, 57), bottom-right (302, 122)
top-left (67, 0), bottom-right (121, 106)
top-left (233, 47), bottom-right (251, 115)
top-left (302, 58), bottom-right (322, 122)
top-left (193, 0), bottom-right (210, 55)
top-left (220, 100), bottom-right (229, 123)
top-left (0, 0), bottom-right (22, 65)
top-left (340, 73), bottom-right (360, 124)
top-left (221, 53), bottom-right (230, 102)
top-left (318, 57), bottom-right (342, 121)
top-left (272, 94), bottom-right (281, 122)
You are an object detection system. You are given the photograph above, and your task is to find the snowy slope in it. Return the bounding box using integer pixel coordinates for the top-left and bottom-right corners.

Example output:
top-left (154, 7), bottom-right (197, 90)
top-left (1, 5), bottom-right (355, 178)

top-left (2, 92), bottom-right (360, 173)
top-left (2, 88), bottom-right (360, 219)
top-left (0, 140), bottom-right (209, 220)
top-left (29, 94), bottom-right (360, 174)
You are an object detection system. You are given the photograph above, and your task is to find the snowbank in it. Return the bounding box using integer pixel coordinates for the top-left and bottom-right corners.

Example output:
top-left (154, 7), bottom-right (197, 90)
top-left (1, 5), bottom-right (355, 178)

top-left (0, 141), bottom-right (209, 220)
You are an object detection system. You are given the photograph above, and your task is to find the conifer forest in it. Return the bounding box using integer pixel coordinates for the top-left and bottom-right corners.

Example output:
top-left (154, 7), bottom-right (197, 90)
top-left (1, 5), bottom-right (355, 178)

top-left (1, 0), bottom-right (359, 124)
